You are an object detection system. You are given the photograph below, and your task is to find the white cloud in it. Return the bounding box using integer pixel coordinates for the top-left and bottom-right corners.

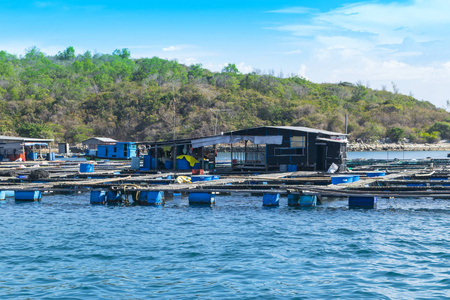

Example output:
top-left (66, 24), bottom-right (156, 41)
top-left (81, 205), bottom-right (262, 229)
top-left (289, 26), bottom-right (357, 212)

top-left (162, 45), bottom-right (181, 52)
top-left (183, 57), bottom-right (199, 65)
top-left (266, 0), bottom-right (450, 107)
top-left (283, 49), bottom-right (302, 55)
top-left (297, 65), bottom-right (308, 79)
top-left (236, 62), bottom-right (253, 74)
top-left (267, 7), bottom-right (315, 14)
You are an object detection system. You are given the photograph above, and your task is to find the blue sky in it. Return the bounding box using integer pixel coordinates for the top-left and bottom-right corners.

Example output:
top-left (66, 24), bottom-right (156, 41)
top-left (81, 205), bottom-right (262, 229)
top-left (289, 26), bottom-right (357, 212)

top-left (1, 0), bottom-right (450, 108)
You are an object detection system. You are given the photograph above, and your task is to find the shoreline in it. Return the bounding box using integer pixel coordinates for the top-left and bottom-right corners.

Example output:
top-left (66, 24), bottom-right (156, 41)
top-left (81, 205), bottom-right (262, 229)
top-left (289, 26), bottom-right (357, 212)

top-left (348, 142), bottom-right (450, 152)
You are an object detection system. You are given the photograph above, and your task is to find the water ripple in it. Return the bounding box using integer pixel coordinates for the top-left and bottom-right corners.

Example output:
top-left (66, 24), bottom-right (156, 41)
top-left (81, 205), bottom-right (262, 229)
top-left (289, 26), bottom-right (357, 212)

top-left (0, 194), bottom-right (449, 299)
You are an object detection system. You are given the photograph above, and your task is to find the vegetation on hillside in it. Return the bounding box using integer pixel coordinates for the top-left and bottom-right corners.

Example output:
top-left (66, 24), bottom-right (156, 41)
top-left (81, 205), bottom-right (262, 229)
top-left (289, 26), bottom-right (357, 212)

top-left (1, 46), bottom-right (449, 144)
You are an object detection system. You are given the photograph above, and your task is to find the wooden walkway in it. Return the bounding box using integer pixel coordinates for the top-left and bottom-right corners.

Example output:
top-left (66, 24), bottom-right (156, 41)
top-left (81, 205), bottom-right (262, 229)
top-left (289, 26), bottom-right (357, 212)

top-left (2, 159), bottom-right (450, 200)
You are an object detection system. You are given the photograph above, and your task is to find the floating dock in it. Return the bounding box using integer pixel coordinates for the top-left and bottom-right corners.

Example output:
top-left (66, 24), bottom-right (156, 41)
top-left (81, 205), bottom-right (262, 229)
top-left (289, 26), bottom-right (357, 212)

top-left (1, 158), bottom-right (450, 208)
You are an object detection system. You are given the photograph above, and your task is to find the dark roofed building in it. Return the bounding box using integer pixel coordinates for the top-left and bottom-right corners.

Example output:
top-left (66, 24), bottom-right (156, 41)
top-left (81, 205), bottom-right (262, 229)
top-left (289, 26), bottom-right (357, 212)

top-left (139, 126), bottom-right (347, 172)
top-left (220, 126), bottom-right (347, 171)
top-left (82, 137), bottom-right (118, 150)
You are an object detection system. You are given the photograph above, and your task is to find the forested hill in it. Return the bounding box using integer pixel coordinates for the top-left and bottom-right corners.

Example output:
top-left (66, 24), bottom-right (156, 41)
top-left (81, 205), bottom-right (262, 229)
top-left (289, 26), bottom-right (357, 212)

top-left (1, 47), bottom-right (450, 144)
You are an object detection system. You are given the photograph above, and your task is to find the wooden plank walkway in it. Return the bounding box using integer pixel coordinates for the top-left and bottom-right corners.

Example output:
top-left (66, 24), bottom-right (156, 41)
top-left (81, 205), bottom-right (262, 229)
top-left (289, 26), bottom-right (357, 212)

top-left (2, 158), bottom-right (450, 200)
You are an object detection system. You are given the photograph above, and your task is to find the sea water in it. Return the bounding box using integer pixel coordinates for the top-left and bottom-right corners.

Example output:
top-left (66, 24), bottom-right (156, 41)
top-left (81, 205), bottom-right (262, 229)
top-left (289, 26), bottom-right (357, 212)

top-left (218, 150), bottom-right (450, 162)
top-left (0, 194), bottom-right (449, 299)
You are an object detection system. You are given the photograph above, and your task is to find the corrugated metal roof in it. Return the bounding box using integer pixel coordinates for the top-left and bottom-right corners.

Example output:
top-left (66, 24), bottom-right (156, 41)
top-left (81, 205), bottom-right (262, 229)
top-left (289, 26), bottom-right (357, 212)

top-left (82, 137), bottom-right (118, 144)
top-left (267, 126), bottom-right (347, 136)
top-left (0, 135), bottom-right (54, 142)
top-left (225, 126), bottom-right (347, 136)
top-left (316, 137), bottom-right (348, 143)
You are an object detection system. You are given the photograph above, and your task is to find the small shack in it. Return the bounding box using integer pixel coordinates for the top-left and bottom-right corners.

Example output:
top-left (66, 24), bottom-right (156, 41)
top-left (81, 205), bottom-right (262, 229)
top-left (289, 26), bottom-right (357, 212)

top-left (82, 137), bottom-right (118, 150)
top-left (138, 126), bottom-right (347, 172)
top-left (97, 142), bottom-right (137, 159)
top-left (0, 135), bottom-right (55, 161)
top-left (218, 126), bottom-right (347, 171)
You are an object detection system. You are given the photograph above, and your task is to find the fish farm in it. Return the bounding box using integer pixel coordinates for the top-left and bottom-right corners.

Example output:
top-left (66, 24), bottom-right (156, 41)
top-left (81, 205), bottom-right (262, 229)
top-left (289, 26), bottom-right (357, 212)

top-left (1, 156), bottom-right (450, 209)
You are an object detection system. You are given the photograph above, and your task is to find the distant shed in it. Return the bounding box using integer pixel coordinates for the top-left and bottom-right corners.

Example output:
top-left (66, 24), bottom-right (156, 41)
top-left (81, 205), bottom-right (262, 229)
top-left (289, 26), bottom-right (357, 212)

top-left (82, 137), bottom-right (118, 150)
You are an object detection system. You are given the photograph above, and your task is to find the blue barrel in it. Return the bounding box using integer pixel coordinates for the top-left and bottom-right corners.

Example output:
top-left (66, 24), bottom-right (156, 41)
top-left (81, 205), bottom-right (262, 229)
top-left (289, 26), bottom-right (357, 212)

top-left (331, 175), bottom-right (354, 185)
top-left (143, 155), bottom-right (151, 169)
top-left (263, 193), bottom-right (280, 206)
top-left (177, 158), bottom-right (190, 170)
top-left (106, 191), bottom-right (122, 203)
top-left (367, 171), bottom-right (386, 177)
top-left (191, 175), bottom-right (213, 182)
top-left (349, 196), bottom-right (377, 209)
top-left (28, 152), bottom-right (38, 160)
top-left (80, 163), bottom-right (94, 173)
top-left (140, 191), bottom-right (164, 205)
top-left (90, 191), bottom-right (106, 204)
top-left (189, 192), bottom-right (215, 204)
top-left (288, 164), bottom-right (297, 172)
top-left (143, 155), bottom-right (157, 169)
top-left (46, 153), bottom-right (55, 161)
top-left (165, 161), bottom-right (174, 169)
top-left (299, 195), bottom-right (317, 206)
top-left (15, 191), bottom-right (42, 201)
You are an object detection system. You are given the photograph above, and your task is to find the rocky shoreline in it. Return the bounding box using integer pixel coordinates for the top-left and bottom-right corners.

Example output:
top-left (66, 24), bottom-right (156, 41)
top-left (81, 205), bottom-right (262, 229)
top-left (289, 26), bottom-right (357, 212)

top-left (348, 142), bottom-right (450, 152)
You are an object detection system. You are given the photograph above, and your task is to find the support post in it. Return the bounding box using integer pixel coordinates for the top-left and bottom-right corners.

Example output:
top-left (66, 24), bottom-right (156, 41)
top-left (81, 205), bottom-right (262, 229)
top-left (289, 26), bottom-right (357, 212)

top-left (154, 145), bottom-right (158, 171)
top-left (173, 144), bottom-right (177, 170)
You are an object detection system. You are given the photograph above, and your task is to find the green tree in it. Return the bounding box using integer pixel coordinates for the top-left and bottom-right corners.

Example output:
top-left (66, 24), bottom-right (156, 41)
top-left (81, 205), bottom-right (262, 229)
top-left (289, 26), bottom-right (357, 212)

top-left (188, 63), bottom-right (203, 78)
top-left (113, 48), bottom-right (131, 59)
top-left (16, 122), bottom-right (54, 139)
top-left (428, 121), bottom-right (450, 140)
top-left (57, 46), bottom-right (76, 60)
top-left (386, 127), bottom-right (405, 142)
top-left (222, 63), bottom-right (240, 74)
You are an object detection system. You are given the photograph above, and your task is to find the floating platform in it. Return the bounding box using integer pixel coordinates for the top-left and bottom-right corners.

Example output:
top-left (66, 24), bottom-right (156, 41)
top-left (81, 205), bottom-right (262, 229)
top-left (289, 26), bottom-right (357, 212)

top-left (1, 159), bottom-right (450, 208)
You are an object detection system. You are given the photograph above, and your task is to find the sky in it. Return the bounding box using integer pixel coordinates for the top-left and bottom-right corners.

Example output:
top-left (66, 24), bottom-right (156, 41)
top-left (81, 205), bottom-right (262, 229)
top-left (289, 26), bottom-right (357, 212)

top-left (1, 0), bottom-right (449, 108)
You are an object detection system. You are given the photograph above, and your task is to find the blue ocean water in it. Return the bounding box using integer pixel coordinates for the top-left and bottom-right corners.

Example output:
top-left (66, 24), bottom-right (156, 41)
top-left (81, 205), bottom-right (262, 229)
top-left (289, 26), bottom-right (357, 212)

top-left (347, 150), bottom-right (450, 160)
top-left (218, 150), bottom-right (450, 162)
top-left (0, 194), bottom-right (449, 299)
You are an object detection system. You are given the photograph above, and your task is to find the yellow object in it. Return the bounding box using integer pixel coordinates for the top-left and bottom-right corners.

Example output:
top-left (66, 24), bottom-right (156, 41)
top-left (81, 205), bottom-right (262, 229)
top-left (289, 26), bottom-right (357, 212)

top-left (176, 176), bottom-right (191, 183)
top-left (176, 155), bottom-right (199, 167)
